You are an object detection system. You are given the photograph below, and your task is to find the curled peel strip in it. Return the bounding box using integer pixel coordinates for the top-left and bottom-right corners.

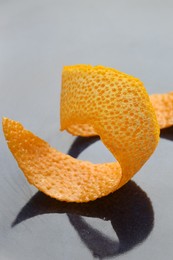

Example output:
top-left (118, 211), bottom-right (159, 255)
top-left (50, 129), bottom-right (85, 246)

top-left (2, 65), bottom-right (173, 202)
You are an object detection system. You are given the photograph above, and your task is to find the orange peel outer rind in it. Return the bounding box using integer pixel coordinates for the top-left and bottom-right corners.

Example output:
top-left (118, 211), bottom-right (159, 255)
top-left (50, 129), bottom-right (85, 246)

top-left (61, 65), bottom-right (160, 189)
top-left (150, 92), bottom-right (173, 129)
top-left (2, 118), bottom-right (121, 202)
top-left (3, 65), bottom-right (161, 202)
top-left (67, 91), bottom-right (173, 137)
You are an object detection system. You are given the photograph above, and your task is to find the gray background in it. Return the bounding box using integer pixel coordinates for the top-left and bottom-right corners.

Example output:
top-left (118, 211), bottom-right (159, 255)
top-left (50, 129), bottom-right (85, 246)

top-left (0, 0), bottom-right (173, 259)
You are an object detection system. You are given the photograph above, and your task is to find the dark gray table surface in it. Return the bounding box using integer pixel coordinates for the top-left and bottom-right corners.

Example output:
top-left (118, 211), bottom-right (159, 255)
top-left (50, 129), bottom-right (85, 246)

top-left (1, 1), bottom-right (173, 259)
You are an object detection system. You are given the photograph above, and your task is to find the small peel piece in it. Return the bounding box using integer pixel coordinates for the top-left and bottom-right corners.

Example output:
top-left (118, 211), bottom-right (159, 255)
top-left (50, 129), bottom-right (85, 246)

top-left (150, 92), bottom-right (173, 129)
top-left (2, 65), bottom-right (166, 202)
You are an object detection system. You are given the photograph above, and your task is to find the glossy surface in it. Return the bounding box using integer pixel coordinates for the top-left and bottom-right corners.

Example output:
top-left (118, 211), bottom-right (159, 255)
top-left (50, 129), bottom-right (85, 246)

top-left (0, 1), bottom-right (173, 259)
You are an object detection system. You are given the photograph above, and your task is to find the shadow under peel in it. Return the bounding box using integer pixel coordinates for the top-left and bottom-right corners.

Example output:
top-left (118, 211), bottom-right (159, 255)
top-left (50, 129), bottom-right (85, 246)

top-left (67, 214), bottom-right (119, 258)
top-left (160, 126), bottom-right (173, 141)
top-left (12, 181), bottom-right (154, 257)
top-left (12, 136), bottom-right (154, 258)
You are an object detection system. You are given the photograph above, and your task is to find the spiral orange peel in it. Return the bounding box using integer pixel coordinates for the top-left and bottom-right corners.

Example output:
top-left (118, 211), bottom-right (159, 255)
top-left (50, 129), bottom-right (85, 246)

top-left (2, 65), bottom-right (173, 202)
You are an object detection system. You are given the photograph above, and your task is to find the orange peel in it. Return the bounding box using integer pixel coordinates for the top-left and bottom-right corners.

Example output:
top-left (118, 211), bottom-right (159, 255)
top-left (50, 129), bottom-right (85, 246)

top-left (150, 92), bottom-right (173, 129)
top-left (2, 65), bottom-right (173, 202)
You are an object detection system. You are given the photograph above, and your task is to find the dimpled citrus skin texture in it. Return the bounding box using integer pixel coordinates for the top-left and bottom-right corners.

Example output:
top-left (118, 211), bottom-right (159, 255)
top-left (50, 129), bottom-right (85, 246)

top-left (3, 64), bottom-right (165, 203)
top-left (67, 92), bottom-right (173, 137)
top-left (3, 118), bottom-right (121, 202)
top-left (61, 65), bottom-right (160, 189)
top-left (150, 92), bottom-right (173, 129)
